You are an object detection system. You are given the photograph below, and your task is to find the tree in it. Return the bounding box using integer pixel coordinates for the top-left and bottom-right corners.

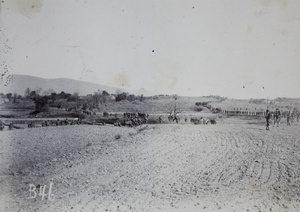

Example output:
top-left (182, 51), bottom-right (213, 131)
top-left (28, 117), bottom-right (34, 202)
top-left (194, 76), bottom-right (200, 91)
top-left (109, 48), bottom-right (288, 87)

top-left (6, 93), bottom-right (12, 101)
top-left (33, 96), bottom-right (49, 113)
top-left (50, 92), bottom-right (57, 103)
top-left (29, 90), bottom-right (37, 98)
top-left (92, 90), bottom-right (103, 108)
top-left (102, 90), bottom-right (110, 103)
top-left (66, 92), bottom-right (79, 102)
top-left (102, 90), bottom-right (109, 96)
top-left (116, 92), bottom-right (128, 102)
top-left (36, 88), bottom-right (42, 95)
top-left (166, 96), bottom-right (182, 123)
top-left (138, 94), bottom-right (144, 101)
top-left (127, 94), bottom-right (136, 101)
top-left (12, 93), bottom-right (17, 103)
top-left (73, 92), bottom-right (79, 99)
top-left (24, 88), bottom-right (31, 98)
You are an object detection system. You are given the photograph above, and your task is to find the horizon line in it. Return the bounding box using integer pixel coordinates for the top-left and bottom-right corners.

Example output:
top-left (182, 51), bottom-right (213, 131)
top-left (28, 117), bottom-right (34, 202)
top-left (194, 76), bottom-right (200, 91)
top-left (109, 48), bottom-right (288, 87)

top-left (2, 74), bottom-right (300, 100)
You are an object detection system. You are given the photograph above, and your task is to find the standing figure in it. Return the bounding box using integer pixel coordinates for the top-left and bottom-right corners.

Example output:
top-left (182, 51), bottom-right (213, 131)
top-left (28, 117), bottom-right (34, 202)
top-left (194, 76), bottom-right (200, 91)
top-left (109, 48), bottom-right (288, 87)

top-left (174, 114), bottom-right (180, 123)
top-left (274, 108), bottom-right (281, 127)
top-left (158, 116), bottom-right (162, 124)
top-left (168, 114), bottom-right (172, 122)
top-left (0, 119), bottom-right (5, 130)
top-left (287, 110), bottom-right (291, 126)
top-left (265, 108), bottom-right (271, 130)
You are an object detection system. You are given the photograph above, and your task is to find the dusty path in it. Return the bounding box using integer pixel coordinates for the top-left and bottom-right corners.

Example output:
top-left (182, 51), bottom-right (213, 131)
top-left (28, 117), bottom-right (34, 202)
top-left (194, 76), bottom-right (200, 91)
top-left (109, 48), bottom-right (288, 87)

top-left (0, 123), bottom-right (300, 212)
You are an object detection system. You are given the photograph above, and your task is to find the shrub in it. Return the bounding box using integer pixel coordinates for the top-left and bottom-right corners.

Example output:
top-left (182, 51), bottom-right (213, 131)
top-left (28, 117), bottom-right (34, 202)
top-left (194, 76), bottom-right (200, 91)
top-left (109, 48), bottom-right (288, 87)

top-left (115, 134), bottom-right (121, 140)
top-left (210, 119), bottom-right (217, 124)
top-left (193, 105), bottom-right (205, 112)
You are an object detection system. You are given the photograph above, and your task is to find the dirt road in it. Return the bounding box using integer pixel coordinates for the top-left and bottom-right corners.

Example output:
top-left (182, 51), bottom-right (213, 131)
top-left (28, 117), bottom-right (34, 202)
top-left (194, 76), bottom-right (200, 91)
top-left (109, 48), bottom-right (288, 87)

top-left (1, 122), bottom-right (299, 211)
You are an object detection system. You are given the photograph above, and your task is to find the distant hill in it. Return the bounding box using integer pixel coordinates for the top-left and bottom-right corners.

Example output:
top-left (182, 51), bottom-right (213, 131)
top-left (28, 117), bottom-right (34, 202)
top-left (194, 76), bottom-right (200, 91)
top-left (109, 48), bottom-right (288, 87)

top-left (0, 74), bottom-right (128, 96)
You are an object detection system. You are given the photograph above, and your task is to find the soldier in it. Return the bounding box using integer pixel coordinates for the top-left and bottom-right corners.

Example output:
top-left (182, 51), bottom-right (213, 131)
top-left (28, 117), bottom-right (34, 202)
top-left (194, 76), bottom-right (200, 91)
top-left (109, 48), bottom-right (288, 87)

top-left (137, 117), bottom-right (142, 125)
top-left (28, 122), bottom-right (34, 128)
top-left (265, 109), bottom-right (271, 130)
top-left (274, 108), bottom-right (281, 127)
top-left (287, 110), bottom-right (291, 126)
top-left (158, 116), bottom-right (162, 124)
top-left (168, 114), bottom-right (172, 122)
top-left (0, 119), bottom-right (4, 130)
top-left (9, 123), bottom-right (14, 130)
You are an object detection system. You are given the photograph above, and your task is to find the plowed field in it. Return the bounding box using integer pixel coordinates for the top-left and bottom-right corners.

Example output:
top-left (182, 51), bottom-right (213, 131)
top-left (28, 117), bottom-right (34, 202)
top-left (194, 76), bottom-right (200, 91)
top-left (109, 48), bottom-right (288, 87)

top-left (1, 122), bottom-right (299, 211)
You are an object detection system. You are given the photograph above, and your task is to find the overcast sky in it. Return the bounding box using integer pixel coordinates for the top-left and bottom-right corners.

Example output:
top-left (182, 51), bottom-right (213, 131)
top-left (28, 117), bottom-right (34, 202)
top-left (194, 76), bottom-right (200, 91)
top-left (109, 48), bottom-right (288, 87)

top-left (1, 0), bottom-right (300, 99)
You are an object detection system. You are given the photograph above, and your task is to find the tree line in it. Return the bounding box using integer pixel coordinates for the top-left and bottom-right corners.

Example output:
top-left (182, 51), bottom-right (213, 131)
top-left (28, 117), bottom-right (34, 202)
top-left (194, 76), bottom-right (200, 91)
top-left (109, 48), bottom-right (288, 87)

top-left (1, 88), bottom-right (145, 114)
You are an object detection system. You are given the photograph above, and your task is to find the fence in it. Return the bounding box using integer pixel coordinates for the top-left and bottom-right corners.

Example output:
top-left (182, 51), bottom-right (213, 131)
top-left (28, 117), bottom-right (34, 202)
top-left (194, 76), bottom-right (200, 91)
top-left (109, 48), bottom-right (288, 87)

top-left (221, 110), bottom-right (266, 117)
top-left (221, 110), bottom-right (298, 118)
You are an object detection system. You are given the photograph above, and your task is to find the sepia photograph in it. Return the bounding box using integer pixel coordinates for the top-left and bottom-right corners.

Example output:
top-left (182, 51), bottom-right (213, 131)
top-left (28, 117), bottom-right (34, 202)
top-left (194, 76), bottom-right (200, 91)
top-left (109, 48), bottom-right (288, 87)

top-left (1, 0), bottom-right (300, 211)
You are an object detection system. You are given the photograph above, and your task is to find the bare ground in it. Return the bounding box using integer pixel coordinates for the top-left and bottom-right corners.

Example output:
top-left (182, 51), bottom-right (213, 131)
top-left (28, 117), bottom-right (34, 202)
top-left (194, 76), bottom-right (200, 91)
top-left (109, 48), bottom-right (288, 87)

top-left (0, 122), bottom-right (300, 212)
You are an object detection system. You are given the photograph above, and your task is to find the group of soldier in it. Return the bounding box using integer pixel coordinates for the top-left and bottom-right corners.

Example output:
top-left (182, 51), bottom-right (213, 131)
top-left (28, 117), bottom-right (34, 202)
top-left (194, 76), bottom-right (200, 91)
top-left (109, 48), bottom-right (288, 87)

top-left (114, 116), bottom-right (148, 127)
top-left (28, 118), bottom-right (82, 128)
top-left (158, 115), bottom-right (215, 125)
top-left (123, 112), bottom-right (149, 119)
top-left (190, 117), bottom-right (215, 125)
top-left (112, 113), bottom-right (149, 127)
top-left (265, 108), bottom-right (299, 130)
top-left (0, 119), bottom-right (14, 130)
top-left (167, 114), bottom-right (180, 123)
top-left (45, 118), bottom-right (81, 127)
top-left (115, 117), bottom-right (146, 127)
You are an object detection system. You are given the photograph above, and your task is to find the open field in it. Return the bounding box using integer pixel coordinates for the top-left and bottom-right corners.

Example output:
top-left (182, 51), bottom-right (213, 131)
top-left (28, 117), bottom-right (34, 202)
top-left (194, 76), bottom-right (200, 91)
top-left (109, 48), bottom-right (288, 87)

top-left (1, 119), bottom-right (299, 212)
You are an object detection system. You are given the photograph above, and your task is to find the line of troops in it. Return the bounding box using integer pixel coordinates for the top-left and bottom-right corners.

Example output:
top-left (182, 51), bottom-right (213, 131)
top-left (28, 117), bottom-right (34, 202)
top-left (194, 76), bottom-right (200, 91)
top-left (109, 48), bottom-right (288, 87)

top-left (0, 118), bottom-right (82, 130)
top-left (36, 118), bottom-right (82, 128)
top-left (159, 115), bottom-right (216, 125)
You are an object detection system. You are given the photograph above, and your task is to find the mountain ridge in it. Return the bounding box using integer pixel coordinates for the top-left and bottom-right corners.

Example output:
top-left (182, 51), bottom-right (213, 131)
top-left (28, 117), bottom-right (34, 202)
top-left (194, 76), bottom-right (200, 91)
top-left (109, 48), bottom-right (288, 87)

top-left (1, 75), bottom-right (300, 101)
top-left (0, 74), bottom-right (129, 96)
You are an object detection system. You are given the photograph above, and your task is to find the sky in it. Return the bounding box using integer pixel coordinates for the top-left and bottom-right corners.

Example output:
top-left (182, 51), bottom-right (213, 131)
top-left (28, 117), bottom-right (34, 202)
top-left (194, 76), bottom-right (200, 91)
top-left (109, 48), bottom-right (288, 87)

top-left (1, 0), bottom-right (300, 99)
